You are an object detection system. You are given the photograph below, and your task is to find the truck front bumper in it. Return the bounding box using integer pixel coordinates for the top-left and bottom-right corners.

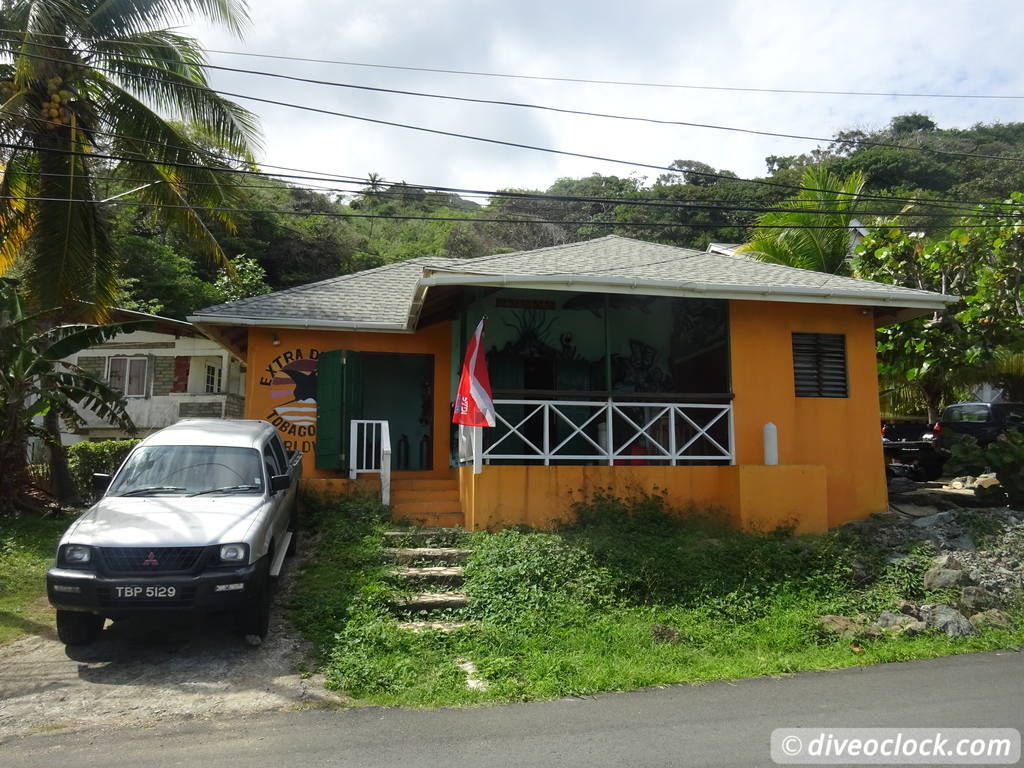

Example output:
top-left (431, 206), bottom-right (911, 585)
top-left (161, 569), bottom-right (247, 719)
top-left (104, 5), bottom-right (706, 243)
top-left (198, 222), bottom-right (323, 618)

top-left (47, 561), bottom-right (263, 616)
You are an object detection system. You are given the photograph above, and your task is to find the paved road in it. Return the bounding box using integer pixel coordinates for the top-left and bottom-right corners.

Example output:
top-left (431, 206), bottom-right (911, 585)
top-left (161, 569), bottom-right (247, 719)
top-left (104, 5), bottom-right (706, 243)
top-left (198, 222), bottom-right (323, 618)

top-left (3, 651), bottom-right (1021, 767)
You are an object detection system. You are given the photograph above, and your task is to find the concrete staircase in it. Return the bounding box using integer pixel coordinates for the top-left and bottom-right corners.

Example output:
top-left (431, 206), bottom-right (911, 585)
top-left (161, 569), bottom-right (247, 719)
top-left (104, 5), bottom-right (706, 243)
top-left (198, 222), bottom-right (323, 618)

top-left (384, 528), bottom-right (472, 633)
top-left (390, 476), bottom-right (463, 528)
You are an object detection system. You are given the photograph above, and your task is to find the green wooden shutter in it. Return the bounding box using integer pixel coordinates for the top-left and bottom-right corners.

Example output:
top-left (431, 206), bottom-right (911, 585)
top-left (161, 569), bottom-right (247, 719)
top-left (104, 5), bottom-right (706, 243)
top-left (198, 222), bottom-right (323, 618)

top-left (316, 350), bottom-right (343, 469)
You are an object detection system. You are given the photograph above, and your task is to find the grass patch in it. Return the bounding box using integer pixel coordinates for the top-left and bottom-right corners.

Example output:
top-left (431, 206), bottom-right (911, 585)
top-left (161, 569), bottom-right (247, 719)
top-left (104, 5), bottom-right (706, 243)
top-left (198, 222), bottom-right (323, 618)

top-left (0, 514), bottom-right (71, 644)
top-left (292, 490), bottom-right (1024, 707)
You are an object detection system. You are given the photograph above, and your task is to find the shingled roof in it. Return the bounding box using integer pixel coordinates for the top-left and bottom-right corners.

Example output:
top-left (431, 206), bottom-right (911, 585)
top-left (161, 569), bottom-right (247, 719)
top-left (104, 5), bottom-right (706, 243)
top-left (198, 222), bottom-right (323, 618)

top-left (189, 235), bottom-right (953, 331)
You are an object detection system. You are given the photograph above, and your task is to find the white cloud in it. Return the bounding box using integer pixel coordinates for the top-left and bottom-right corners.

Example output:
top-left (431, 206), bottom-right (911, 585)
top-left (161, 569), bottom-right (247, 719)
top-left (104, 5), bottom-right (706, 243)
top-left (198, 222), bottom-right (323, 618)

top-left (181, 0), bottom-right (1024, 192)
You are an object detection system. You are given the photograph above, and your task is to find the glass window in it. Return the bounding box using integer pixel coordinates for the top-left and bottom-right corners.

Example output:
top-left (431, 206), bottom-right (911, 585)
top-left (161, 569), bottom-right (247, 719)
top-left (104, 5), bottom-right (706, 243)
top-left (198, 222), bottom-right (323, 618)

top-left (269, 435), bottom-right (288, 473)
top-left (108, 357), bottom-right (147, 396)
top-left (993, 404), bottom-right (1024, 426)
top-left (947, 405), bottom-right (990, 423)
top-left (205, 363), bottom-right (222, 394)
top-left (108, 445), bottom-right (263, 496)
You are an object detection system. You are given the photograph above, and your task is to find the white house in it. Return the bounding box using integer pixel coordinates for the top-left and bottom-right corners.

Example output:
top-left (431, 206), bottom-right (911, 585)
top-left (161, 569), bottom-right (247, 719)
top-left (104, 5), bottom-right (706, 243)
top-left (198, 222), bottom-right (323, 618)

top-left (64, 309), bottom-right (246, 444)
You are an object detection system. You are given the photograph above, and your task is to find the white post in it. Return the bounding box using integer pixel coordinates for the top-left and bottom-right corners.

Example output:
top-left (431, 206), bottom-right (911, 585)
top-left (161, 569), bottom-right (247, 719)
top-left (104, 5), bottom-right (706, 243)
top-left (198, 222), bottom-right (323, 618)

top-left (380, 446), bottom-right (391, 505)
top-left (472, 425), bottom-right (483, 475)
top-left (668, 406), bottom-right (677, 466)
top-left (763, 421), bottom-right (778, 466)
top-left (349, 421), bottom-right (358, 480)
top-left (727, 404), bottom-right (736, 465)
top-left (605, 399), bottom-right (614, 466)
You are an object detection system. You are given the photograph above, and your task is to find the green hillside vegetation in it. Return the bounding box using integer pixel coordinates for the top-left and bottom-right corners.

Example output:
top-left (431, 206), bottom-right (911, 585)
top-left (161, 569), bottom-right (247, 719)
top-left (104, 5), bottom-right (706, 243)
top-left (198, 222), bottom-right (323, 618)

top-left (102, 114), bottom-right (1024, 319)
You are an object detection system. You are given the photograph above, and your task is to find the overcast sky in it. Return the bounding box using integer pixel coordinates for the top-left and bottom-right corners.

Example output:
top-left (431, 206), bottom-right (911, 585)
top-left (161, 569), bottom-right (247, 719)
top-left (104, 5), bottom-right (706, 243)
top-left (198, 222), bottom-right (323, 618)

top-left (184, 0), bottom-right (1023, 195)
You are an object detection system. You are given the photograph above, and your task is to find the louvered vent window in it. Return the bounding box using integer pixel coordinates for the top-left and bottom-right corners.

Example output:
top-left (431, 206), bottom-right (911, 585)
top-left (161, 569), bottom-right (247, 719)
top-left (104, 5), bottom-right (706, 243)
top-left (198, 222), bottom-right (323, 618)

top-left (792, 333), bottom-right (848, 398)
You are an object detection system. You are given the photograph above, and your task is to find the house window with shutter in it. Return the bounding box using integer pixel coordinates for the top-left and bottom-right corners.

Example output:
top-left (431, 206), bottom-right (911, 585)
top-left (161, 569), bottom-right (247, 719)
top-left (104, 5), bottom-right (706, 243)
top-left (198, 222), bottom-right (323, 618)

top-left (792, 333), bottom-right (849, 398)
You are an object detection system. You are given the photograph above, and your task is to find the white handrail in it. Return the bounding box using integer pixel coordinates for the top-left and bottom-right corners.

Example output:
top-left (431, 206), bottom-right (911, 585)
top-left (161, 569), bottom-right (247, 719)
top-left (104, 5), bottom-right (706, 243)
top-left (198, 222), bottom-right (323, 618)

top-left (349, 419), bottom-right (392, 505)
top-left (469, 399), bottom-right (733, 468)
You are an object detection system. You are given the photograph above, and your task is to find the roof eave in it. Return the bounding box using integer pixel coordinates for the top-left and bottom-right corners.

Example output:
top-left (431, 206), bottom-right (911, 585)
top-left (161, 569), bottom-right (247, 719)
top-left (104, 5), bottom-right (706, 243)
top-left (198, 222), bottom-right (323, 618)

top-left (418, 272), bottom-right (955, 312)
top-left (187, 315), bottom-right (413, 333)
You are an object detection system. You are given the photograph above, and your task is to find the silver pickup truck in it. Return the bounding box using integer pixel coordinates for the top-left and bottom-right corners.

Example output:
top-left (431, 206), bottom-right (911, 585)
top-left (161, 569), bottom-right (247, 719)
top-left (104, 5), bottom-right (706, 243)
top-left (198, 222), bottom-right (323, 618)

top-left (46, 419), bottom-right (302, 646)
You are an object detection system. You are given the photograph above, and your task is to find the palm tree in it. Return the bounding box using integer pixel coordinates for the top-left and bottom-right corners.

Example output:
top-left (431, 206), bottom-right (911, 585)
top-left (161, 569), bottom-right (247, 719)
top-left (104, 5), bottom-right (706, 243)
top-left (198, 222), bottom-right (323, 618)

top-left (0, 0), bottom-right (261, 316)
top-left (0, 278), bottom-right (147, 514)
top-left (0, 1), bottom-right (260, 503)
top-left (737, 167), bottom-right (867, 275)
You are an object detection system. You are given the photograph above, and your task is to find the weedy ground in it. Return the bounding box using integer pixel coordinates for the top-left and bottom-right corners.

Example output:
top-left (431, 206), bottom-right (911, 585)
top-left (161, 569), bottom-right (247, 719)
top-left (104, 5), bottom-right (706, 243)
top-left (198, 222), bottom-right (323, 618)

top-left (290, 491), bottom-right (1024, 708)
top-left (0, 514), bottom-right (71, 644)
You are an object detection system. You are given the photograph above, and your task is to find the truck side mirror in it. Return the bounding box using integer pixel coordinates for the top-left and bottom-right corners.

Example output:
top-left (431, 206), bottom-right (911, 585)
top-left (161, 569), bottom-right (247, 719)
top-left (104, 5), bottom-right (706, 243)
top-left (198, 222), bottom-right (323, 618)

top-left (92, 473), bottom-right (112, 493)
top-left (269, 474), bottom-right (291, 493)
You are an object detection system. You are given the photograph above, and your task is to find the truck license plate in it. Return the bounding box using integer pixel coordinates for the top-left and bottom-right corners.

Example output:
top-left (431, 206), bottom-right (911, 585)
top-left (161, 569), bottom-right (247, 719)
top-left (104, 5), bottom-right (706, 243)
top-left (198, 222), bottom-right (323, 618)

top-left (114, 585), bottom-right (177, 599)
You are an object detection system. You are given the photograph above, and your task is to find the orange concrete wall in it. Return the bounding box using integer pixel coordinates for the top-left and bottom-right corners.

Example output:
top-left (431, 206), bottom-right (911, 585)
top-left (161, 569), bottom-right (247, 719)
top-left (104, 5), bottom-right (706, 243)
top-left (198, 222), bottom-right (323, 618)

top-left (728, 300), bottom-right (887, 527)
top-left (459, 464), bottom-right (828, 534)
top-left (243, 323), bottom-right (453, 479)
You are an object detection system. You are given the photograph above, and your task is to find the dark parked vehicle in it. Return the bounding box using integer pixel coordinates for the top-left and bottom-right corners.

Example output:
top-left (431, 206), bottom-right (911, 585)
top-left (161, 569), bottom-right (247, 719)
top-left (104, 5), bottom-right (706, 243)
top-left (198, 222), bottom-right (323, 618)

top-left (935, 402), bottom-right (1024, 450)
top-left (882, 420), bottom-right (945, 480)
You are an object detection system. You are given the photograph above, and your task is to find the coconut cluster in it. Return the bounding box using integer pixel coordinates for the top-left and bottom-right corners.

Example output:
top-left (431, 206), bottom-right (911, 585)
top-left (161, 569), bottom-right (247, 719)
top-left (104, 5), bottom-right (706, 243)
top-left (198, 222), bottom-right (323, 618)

top-left (39, 76), bottom-right (74, 129)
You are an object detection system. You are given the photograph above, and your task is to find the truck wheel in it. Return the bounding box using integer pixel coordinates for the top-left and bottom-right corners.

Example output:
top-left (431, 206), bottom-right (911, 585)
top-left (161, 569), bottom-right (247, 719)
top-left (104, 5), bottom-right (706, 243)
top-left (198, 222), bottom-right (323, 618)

top-left (236, 561), bottom-right (272, 642)
top-left (56, 610), bottom-right (104, 645)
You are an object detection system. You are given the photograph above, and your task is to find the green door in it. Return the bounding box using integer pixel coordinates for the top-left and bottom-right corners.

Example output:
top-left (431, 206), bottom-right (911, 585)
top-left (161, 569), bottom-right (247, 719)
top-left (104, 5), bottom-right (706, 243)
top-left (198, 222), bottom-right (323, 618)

top-left (315, 349), bottom-right (363, 470)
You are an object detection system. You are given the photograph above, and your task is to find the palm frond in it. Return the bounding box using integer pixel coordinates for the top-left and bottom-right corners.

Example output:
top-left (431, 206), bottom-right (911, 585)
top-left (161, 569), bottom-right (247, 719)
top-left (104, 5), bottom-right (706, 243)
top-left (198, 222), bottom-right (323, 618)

top-left (85, 0), bottom-right (250, 40)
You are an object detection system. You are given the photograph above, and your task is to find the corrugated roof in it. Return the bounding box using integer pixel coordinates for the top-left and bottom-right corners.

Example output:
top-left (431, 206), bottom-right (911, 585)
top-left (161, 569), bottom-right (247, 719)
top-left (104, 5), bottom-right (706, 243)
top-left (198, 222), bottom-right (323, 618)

top-left (190, 235), bottom-right (953, 331)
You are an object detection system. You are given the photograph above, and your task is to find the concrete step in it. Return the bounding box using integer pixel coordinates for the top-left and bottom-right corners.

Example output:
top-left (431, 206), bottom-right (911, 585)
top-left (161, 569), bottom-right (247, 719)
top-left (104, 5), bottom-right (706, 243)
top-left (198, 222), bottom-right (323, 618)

top-left (391, 477), bottom-right (461, 491)
top-left (390, 565), bottom-right (464, 587)
top-left (382, 547), bottom-right (473, 565)
top-left (396, 620), bottom-right (476, 633)
top-left (383, 529), bottom-right (466, 546)
top-left (391, 488), bottom-right (460, 504)
top-left (393, 591), bottom-right (469, 613)
top-left (392, 500), bottom-right (462, 515)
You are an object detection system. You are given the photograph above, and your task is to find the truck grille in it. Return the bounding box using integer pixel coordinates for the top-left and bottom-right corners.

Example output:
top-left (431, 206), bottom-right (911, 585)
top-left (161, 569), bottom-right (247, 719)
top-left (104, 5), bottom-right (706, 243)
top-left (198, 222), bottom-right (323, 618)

top-left (99, 546), bottom-right (207, 575)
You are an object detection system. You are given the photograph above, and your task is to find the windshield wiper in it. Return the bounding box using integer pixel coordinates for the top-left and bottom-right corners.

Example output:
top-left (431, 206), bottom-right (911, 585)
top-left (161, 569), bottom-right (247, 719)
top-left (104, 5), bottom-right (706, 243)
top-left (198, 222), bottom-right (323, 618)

top-left (118, 486), bottom-right (185, 497)
top-left (188, 485), bottom-right (260, 497)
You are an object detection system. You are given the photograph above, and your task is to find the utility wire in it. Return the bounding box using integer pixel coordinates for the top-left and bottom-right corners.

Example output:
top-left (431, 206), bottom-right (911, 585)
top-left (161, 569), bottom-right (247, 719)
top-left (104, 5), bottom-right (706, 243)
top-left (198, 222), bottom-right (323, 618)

top-left (0, 27), bottom-right (1019, 100)
top-left (1, 193), bottom-right (1016, 230)
top-left (6, 150), bottom-right (1016, 221)
top-left (4, 35), bottom-right (1022, 166)
top-left (5, 46), bottom-right (1023, 212)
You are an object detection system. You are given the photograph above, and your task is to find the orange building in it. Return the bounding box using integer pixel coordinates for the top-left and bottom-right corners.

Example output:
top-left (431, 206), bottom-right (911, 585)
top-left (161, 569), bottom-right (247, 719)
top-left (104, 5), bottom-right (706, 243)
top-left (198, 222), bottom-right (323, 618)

top-left (190, 236), bottom-right (953, 533)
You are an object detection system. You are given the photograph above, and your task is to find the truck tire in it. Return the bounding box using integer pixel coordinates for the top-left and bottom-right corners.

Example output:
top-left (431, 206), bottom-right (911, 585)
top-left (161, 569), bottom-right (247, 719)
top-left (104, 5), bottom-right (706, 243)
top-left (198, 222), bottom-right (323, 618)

top-left (56, 610), bottom-right (104, 645)
top-left (236, 559), bottom-right (272, 641)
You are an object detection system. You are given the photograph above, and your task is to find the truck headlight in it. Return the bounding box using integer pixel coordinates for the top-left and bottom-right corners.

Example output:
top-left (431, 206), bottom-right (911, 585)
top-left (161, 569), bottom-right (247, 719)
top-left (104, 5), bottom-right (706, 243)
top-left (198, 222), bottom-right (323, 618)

top-left (219, 543), bottom-right (248, 563)
top-left (60, 544), bottom-right (92, 566)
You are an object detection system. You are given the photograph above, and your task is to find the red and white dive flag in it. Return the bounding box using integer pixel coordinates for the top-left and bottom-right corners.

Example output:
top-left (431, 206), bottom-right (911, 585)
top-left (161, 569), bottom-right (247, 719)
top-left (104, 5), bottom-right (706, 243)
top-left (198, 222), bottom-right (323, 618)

top-left (453, 318), bottom-right (496, 428)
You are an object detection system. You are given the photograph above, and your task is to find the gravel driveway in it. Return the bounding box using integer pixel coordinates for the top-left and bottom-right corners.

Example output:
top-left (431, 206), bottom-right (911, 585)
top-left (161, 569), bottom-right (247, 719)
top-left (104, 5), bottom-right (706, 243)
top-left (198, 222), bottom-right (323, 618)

top-left (0, 554), bottom-right (343, 741)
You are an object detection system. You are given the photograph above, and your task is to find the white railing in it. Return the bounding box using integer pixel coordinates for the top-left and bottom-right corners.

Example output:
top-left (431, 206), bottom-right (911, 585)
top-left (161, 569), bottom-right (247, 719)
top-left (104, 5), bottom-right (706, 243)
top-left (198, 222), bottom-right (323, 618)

top-left (464, 399), bottom-right (733, 472)
top-left (349, 419), bottom-right (392, 505)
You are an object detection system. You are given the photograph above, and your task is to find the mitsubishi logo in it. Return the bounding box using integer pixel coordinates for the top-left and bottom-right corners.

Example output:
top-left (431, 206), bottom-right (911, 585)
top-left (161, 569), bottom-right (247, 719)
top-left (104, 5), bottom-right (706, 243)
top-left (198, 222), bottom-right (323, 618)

top-left (142, 552), bottom-right (159, 567)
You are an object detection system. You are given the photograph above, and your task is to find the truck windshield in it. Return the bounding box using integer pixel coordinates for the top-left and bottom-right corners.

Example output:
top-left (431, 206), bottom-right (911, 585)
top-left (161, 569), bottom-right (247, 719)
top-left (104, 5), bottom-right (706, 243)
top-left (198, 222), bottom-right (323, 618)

top-left (108, 446), bottom-right (264, 497)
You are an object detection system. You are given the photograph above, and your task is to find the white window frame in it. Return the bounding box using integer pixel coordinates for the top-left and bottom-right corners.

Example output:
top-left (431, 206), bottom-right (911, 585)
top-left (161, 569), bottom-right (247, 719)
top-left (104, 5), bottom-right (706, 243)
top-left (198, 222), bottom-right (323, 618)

top-left (106, 356), bottom-right (148, 398)
top-left (205, 363), bottom-right (223, 394)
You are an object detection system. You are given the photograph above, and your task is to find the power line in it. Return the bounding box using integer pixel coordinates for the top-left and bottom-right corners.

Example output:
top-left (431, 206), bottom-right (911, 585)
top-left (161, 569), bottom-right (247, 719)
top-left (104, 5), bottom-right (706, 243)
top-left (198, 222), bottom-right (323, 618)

top-left (8, 46), bottom-right (1022, 211)
top-left (7, 151), bottom-right (1015, 221)
top-left (0, 27), bottom-right (1019, 100)
top-left (1, 194), bottom-right (1016, 230)
top-left (5, 36), bottom-right (1023, 166)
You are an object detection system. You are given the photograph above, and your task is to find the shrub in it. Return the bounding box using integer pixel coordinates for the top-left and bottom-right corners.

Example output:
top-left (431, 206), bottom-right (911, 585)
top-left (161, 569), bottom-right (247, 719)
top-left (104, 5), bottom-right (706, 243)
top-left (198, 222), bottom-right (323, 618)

top-left (560, 488), bottom-right (861, 606)
top-left (463, 529), bottom-right (613, 626)
top-left (66, 439), bottom-right (139, 501)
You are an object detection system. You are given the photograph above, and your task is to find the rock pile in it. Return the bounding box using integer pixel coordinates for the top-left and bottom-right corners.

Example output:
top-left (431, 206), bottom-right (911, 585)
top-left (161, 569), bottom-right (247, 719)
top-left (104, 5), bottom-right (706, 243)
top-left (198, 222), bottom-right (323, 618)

top-left (817, 504), bottom-right (1022, 641)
